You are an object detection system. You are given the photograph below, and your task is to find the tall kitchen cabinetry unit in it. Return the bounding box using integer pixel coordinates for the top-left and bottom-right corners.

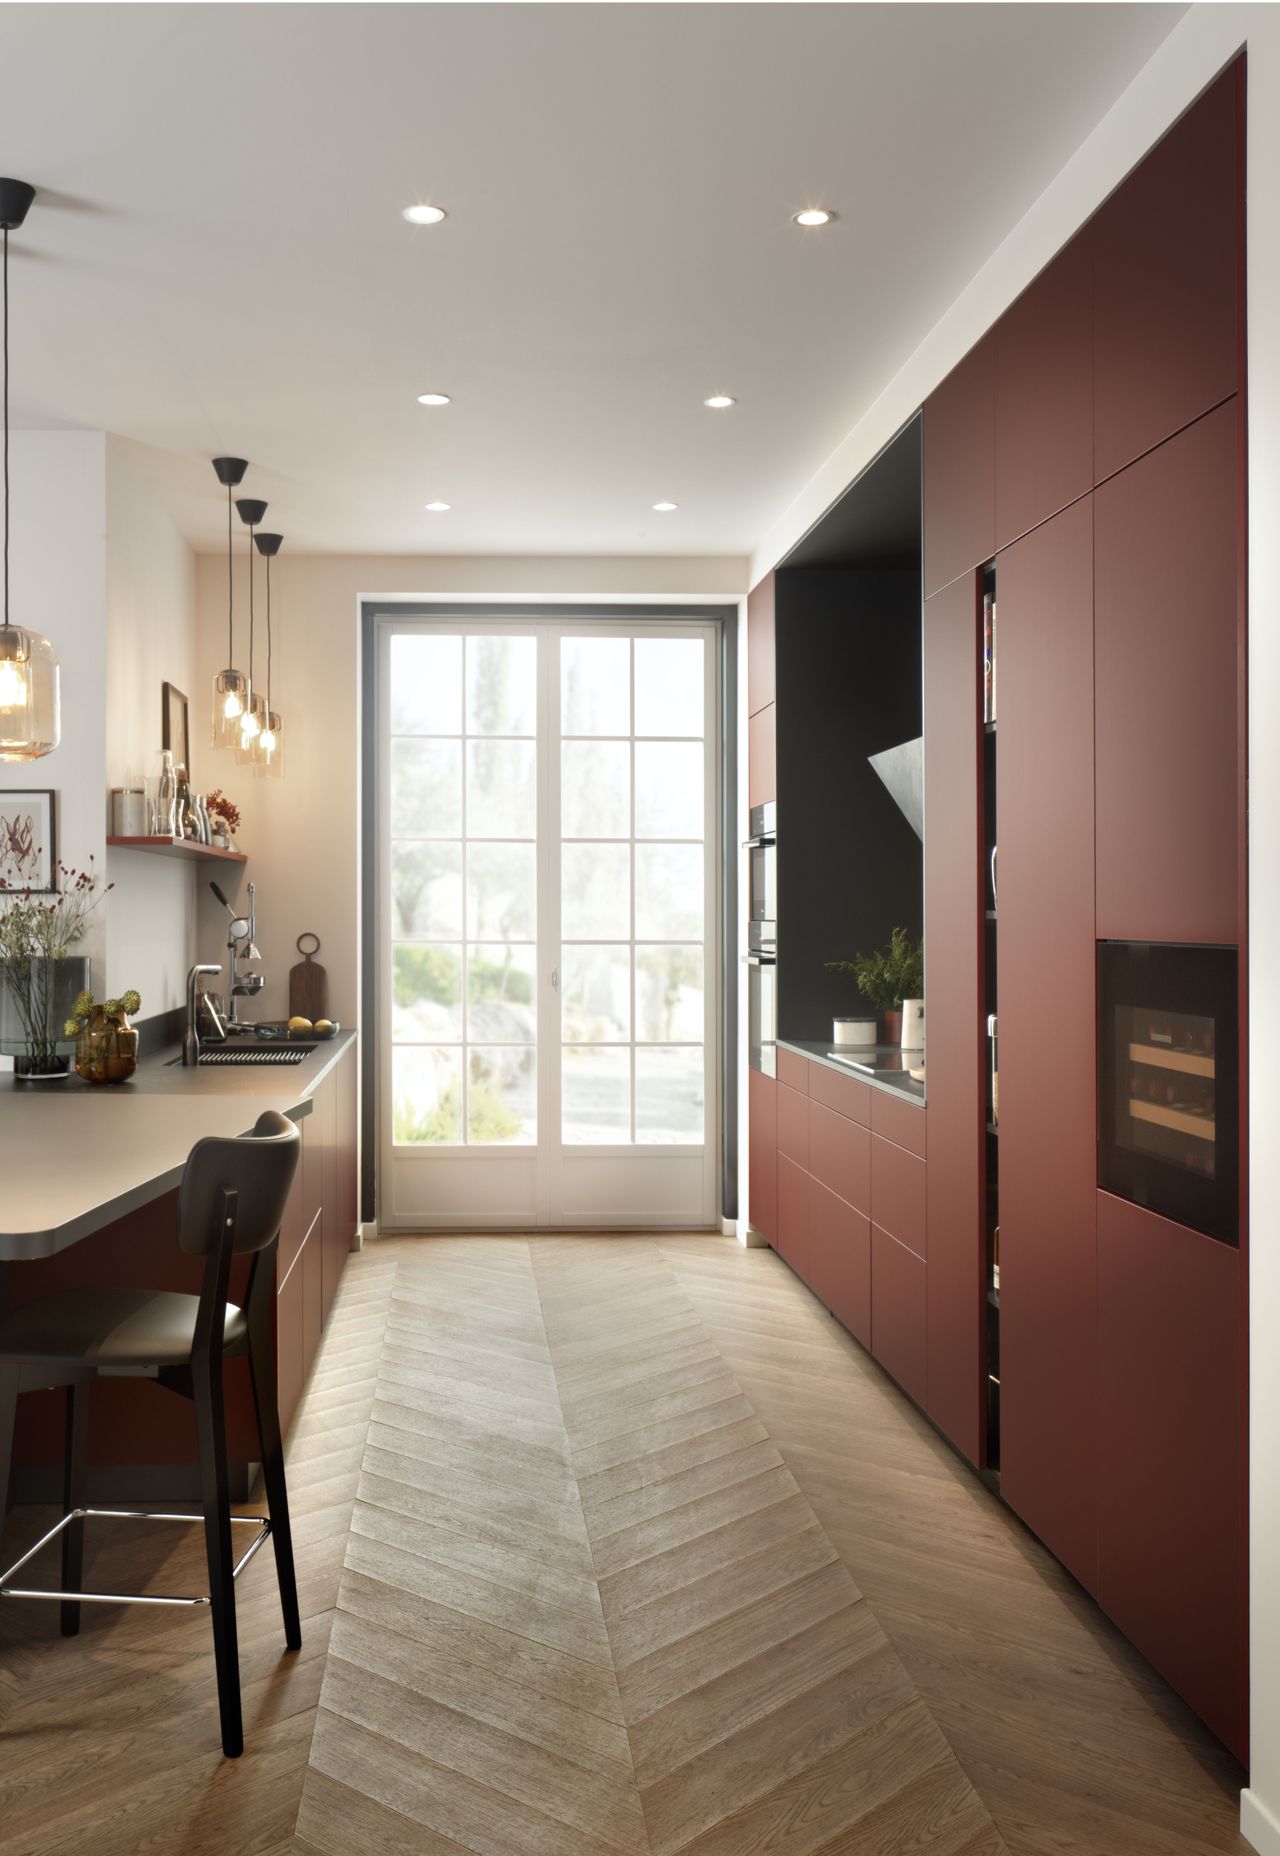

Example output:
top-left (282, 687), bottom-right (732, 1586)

top-left (921, 61), bottom-right (1246, 1757)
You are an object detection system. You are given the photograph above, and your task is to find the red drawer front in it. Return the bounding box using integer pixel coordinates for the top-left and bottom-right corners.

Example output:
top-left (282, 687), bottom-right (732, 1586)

top-left (808, 1100), bottom-right (871, 1216)
top-left (808, 1179), bottom-right (871, 1350)
top-left (807, 1060), bottom-right (871, 1128)
top-left (871, 1225), bottom-right (927, 1405)
top-left (748, 1068), bottom-right (778, 1245)
top-left (776, 1082), bottom-right (809, 1169)
top-left (870, 1089), bottom-right (925, 1158)
top-left (776, 1046), bottom-right (810, 1094)
top-left (777, 1155), bottom-right (810, 1278)
top-left (870, 1135), bottom-right (926, 1260)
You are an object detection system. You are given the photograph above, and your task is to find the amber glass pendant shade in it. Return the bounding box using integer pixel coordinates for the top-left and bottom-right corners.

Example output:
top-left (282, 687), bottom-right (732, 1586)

top-left (210, 455), bottom-right (250, 750)
top-left (0, 624), bottom-right (59, 761)
top-left (255, 709), bottom-right (284, 778)
top-left (235, 690), bottom-right (266, 762)
top-left (0, 183), bottom-right (59, 762)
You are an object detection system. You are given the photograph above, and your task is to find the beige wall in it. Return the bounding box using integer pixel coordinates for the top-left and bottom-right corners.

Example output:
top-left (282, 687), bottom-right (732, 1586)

top-left (104, 436), bottom-right (199, 1014)
top-left (193, 553), bottom-right (748, 1027)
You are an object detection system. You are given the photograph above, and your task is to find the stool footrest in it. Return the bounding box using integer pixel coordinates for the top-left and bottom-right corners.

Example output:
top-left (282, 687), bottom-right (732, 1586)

top-left (0, 1507), bottom-right (272, 1607)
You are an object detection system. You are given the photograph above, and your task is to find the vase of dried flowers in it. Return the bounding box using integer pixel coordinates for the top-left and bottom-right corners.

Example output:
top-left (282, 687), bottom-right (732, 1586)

top-left (0, 860), bottom-right (111, 1080)
top-left (68, 988), bottom-right (141, 1085)
top-left (204, 789), bottom-right (241, 851)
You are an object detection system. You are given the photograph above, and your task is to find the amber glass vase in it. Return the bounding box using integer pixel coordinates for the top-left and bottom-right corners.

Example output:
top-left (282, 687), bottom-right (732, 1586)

top-left (75, 1014), bottom-right (140, 1086)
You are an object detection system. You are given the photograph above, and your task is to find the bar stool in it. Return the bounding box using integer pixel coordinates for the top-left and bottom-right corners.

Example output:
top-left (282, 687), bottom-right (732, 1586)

top-left (0, 1109), bottom-right (301, 1758)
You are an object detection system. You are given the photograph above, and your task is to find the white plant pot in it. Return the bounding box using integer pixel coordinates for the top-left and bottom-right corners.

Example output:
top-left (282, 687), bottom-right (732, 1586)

top-left (832, 1017), bottom-right (877, 1047)
top-left (900, 998), bottom-right (925, 1050)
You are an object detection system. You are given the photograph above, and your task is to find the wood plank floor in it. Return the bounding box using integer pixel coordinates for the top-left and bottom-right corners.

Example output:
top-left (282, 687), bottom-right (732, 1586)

top-left (1, 1234), bottom-right (1250, 1856)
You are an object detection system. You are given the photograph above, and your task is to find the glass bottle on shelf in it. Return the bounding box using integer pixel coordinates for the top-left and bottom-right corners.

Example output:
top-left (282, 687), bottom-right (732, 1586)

top-left (156, 749), bottom-right (178, 837)
top-left (174, 764), bottom-right (196, 841)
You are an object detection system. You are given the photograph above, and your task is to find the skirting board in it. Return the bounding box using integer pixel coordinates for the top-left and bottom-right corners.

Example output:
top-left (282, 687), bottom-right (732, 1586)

top-left (739, 1222), bottom-right (770, 1248)
top-left (356, 1220), bottom-right (377, 1248)
top-left (1242, 1790), bottom-right (1280, 1855)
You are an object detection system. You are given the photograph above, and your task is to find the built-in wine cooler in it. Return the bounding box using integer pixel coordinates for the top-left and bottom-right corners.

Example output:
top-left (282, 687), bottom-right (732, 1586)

top-left (1098, 941), bottom-right (1239, 1246)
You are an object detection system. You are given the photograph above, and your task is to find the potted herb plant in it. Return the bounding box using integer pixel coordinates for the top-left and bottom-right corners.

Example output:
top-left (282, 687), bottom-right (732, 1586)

top-left (0, 860), bottom-right (111, 1079)
top-left (826, 927), bottom-right (924, 1047)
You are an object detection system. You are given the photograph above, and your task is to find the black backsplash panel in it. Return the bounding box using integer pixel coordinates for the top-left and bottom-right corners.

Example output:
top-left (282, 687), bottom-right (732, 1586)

top-left (776, 565), bottom-right (924, 1042)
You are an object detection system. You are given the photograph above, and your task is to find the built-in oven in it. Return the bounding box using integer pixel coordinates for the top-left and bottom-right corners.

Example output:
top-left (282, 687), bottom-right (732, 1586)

top-left (1098, 940), bottom-right (1239, 1245)
top-left (745, 803), bottom-right (777, 1075)
top-left (745, 802), bottom-right (776, 947)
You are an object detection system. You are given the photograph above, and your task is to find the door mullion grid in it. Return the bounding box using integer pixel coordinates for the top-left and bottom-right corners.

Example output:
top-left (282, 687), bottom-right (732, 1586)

top-left (460, 666), bottom-right (469, 1149)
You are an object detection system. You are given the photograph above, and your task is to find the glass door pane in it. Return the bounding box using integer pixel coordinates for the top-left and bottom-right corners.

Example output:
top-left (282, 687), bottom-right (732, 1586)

top-left (388, 630), bottom-right (537, 1150)
top-left (558, 633), bottom-right (707, 1148)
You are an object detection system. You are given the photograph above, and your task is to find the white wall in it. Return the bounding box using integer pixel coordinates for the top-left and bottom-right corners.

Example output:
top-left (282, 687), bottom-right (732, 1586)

top-left (193, 552), bottom-right (748, 1027)
top-left (104, 436), bottom-right (198, 1016)
top-left (0, 431), bottom-right (108, 981)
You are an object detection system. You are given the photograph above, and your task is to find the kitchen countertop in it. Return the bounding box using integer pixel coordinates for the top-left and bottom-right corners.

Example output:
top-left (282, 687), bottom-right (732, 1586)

top-left (777, 1038), bottom-right (926, 1106)
top-left (0, 1031), bottom-right (358, 1260)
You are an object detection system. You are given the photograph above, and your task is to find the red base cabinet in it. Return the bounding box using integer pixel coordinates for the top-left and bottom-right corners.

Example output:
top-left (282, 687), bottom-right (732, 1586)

top-left (1097, 1192), bottom-right (1245, 1761)
top-left (748, 1069), bottom-right (778, 1245)
top-left (808, 1180), bottom-right (871, 1351)
top-left (998, 495), bottom-right (1099, 1595)
top-left (871, 1225), bottom-right (927, 1407)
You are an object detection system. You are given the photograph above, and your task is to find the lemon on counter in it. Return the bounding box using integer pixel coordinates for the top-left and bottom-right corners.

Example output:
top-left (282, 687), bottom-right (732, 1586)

top-left (288, 1015), bottom-right (313, 1035)
top-left (314, 1018), bottom-right (333, 1033)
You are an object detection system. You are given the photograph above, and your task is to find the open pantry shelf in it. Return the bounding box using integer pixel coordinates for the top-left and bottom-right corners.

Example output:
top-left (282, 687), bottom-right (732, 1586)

top-left (106, 836), bottom-right (247, 865)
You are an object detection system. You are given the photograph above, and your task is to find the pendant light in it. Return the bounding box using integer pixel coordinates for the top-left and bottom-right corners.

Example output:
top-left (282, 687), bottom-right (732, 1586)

top-left (0, 180), bottom-right (59, 762)
top-left (234, 495), bottom-right (268, 760)
top-left (210, 455), bottom-right (249, 748)
top-left (252, 531), bottom-right (284, 778)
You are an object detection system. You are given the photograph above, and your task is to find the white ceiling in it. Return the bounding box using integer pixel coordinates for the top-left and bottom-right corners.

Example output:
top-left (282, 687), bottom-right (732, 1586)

top-left (2, 2), bottom-right (1184, 558)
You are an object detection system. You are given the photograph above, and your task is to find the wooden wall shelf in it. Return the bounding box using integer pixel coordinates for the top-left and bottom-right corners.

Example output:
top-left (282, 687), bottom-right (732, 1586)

top-left (106, 836), bottom-right (247, 865)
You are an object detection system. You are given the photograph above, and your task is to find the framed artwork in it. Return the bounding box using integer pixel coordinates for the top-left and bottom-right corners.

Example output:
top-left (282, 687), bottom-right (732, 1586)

top-left (0, 789), bottom-right (56, 892)
top-left (162, 682), bottom-right (190, 773)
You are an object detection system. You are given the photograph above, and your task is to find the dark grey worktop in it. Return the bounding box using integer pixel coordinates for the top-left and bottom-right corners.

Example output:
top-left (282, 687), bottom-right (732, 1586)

top-left (777, 1038), bottom-right (926, 1106)
top-left (0, 1031), bottom-right (357, 1260)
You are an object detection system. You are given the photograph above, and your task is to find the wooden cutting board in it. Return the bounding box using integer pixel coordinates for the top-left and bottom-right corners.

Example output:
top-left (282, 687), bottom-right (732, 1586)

top-left (289, 933), bottom-right (329, 1021)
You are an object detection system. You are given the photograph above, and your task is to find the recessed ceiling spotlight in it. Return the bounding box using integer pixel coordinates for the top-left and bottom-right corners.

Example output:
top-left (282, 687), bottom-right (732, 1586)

top-left (704, 394), bottom-right (736, 410)
top-left (653, 501), bottom-right (678, 512)
top-left (424, 501), bottom-right (451, 512)
top-left (417, 392), bottom-right (451, 406)
top-left (793, 207), bottom-right (835, 227)
top-left (403, 203), bottom-right (447, 225)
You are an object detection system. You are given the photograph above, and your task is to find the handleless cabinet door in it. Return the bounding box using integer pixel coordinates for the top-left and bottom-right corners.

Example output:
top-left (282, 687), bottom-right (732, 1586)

top-left (776, 1080), bottom-right (809, 1170)
top-left (748, 704), bottom-right (776, 809)
top-left (747, 574), bottom-right (776, 716)
top-left (923, 571), bottom-right (985, 1464)
top-left (778, 1155), bottom-right (810, 1280)
top-left (748, 1068), bottom-right (778, 1244)
top-left (998, 494), bottom-right (1099, 1595)
top-left (871, 1225), bottom-right (926, 1406)
top-left (994, 233), bottom-right (1092, 549)
top-left (1097, 1192), bottom-right (1244, 1760)
top-left (809, 1099), bottom-right (870, 1215)
top-left (1094, 400), bottom-right (1239, 945)
top-left (1093, 61), bottom-right (1241, 482)
top-left (809, 1178), bottom-right (871, 1349)
top-left (924, 335), bottom-right (994, 597)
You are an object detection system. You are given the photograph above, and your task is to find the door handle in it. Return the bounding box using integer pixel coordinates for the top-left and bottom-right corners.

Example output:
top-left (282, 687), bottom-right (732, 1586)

top-left (550, 967), bottom-right (559, 991)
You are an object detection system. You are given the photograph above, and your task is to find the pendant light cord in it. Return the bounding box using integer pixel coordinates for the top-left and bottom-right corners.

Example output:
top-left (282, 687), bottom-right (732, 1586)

top-left (3, 223), bottom-right (10, 638)
top-left (247, 523), bottom-right (255, 693)
top-left (265, 554), bottom-right (272, 708)
top-left (226, 481), bottom-right (233, 663)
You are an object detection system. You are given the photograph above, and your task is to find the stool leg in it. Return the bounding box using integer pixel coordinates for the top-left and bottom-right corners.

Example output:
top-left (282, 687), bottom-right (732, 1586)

top-left (193, 1363), bottom-right (242, 1758)
top-left (0, 1364), bottom-right (18, 1525)
top-left (248, 1323), bottom-right (301, 1652)
top-left (60, 1379), bottom-right (90, 1637)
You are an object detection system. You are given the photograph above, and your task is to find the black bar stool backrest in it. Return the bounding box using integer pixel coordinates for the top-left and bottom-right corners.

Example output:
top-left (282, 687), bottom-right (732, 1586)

top-left (177, 1111), bottom-right (301, 1257)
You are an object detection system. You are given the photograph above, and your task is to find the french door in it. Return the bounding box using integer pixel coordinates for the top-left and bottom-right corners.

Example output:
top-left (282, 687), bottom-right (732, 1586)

top-left (377, 617), bottom-right (720, 1229)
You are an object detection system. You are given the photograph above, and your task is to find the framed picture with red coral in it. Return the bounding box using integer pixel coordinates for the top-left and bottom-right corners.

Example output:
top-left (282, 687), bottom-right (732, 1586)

top-left (0, 789), bottom-right (55, 893)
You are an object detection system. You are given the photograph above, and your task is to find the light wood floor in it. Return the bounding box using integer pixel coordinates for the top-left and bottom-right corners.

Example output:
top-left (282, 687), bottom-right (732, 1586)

top-left (0, 1234), bottom-right (1249, 1856)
